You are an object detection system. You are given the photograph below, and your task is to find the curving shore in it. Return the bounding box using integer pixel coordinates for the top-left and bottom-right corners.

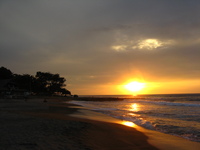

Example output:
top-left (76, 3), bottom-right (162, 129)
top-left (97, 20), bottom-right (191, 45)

top-left (1, 97), bottom-right (200, 150)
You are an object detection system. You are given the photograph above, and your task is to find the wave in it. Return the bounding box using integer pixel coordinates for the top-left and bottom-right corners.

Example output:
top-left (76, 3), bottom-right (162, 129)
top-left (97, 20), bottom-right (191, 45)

top-left (94, 109), bottom-right (155, 130)
top-left (93, 108), bottom-right (119, 111)
top-left (69, 99), bottom-right (200, 142)
top-left (129, 99), bottom-right (200, 107)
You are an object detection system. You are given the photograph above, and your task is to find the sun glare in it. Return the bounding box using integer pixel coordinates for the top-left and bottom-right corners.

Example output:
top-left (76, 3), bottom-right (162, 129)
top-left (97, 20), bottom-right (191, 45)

top-left (121, 121), bottom-right (135, 127)
top-left (125, 81), bottom-right (145, 92)
top-left (130, 103), bottom-right (139, 112)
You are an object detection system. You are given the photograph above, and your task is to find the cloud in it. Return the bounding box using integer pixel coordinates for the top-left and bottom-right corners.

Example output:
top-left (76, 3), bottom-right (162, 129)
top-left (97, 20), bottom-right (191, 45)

top-left (136, 39), bottom-right (164, 50)
top-left (1, 0), bottom-right (200, 94)
top-left (111, 38), bottom-right (174, 51)
top-left (111, 45), bottom-right (127, 51)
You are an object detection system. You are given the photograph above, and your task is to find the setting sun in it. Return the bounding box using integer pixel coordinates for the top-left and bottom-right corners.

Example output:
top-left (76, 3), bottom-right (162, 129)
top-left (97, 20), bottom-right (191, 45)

top-left (124, 81), bottom-right (145, 92)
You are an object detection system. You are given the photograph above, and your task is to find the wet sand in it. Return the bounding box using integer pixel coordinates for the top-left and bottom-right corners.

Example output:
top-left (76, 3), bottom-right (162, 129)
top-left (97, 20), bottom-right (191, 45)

top-left (70, 104), bottom-right (200, 150)
top-left (1, 98), bottom-right (200, 150)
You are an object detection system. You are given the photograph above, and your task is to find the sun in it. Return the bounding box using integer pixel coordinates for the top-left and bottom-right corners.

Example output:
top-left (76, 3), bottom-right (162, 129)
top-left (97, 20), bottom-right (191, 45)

top-left (124, 81), bottom-right (145, 92)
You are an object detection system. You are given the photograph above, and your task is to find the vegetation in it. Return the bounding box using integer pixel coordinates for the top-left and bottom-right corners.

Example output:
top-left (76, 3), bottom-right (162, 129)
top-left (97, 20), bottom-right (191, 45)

top-left (0, 66), bottom-right (71, 96)
top-left (0, 67), bottom-right (13, 79)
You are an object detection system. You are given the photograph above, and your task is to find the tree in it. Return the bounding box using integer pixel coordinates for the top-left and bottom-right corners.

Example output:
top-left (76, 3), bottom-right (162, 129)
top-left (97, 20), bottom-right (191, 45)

top-left (0, 67), bottom-right (13, 79)
top-left (0, 66), bottom-right (71, 96)
top-left (13, 74), bottom-right (35, 92)
top-left (35, 72), bottom-right (67, 95)
top-left (59, 88), bottom-right (71, 96)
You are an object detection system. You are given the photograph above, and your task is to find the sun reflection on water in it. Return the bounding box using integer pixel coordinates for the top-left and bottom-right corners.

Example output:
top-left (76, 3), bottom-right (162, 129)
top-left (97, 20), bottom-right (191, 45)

top-left (121, 121), bottom-right (136, 127)
top-left (130, 103), bottom-right (139, 112)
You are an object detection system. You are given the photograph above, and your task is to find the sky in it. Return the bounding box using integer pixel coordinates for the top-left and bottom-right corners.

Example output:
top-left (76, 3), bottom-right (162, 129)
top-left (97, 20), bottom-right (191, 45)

top-left (1, 0), bottom-right (200, 95)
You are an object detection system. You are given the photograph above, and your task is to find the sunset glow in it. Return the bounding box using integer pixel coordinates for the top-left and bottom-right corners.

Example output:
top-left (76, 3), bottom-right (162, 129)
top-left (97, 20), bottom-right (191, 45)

top-left (138, 39), bottom-right (162, 50)
top-left (2, 1), bottom-right (200, 95)
top-left (124, 81), bottom-right (145, 92)
top-left (130, 103), bottom-right (139, 112)
top-left (121, 121), bottom-right (136, 127)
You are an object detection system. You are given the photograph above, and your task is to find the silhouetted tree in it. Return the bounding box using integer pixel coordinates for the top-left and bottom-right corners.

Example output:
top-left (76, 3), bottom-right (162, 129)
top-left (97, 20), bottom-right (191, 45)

top-left (59, 88), bottom-right (71, 96)
top-left (35, 72), bottom-right (66, 95)
top-left (0, 66), bottom-right (71, 96)
top-left (13, 74), bottom-right (35, 92)
top-left (0, 67), bottom-right (13, 79)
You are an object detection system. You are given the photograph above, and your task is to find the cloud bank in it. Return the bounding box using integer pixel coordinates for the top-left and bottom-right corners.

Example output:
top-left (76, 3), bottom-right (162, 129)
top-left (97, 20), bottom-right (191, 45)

top-left (1, 0), bottom-right (200, 94)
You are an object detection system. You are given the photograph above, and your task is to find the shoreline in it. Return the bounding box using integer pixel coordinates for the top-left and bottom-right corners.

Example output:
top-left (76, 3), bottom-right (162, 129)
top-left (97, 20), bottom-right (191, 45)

top-left (0, 98), bottom-right (157, 150)
top-left (69, 101), bottom-right (200, 150)
top-left (71, 95), bottom-right (200, 143)
top-left (1, 97), bottom-right (200, 149)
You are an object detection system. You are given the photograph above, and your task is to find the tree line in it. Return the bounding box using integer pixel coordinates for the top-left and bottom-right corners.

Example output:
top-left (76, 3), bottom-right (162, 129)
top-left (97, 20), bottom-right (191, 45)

top-left (0, 66), bottom-right (71, 96)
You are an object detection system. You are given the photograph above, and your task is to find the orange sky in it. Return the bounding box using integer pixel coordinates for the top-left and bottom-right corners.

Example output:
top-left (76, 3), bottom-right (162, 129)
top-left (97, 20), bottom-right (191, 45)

top-left (1, 1), bottom-right (200, 95)
top-left (68, 77), bottom-right (200, 95)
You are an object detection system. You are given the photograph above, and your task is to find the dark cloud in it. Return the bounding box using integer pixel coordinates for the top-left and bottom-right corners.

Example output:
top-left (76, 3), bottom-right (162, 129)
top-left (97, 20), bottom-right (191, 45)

top-left (1, 0), bottom-right (200, 94)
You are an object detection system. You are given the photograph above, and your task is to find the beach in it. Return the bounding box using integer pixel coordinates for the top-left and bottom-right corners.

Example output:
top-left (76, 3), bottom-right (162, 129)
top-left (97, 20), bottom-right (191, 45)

top-left (1, 97), bottom-right (200, 150)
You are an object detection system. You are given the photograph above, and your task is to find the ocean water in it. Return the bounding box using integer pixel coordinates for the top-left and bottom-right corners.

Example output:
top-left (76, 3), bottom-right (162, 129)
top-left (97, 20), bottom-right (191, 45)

top-left (70, 94), bottom-right (200, 142)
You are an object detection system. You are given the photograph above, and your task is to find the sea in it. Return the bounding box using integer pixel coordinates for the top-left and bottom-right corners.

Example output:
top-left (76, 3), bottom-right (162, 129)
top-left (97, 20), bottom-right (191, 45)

top-left (69, 94), bottom-right (200, 142)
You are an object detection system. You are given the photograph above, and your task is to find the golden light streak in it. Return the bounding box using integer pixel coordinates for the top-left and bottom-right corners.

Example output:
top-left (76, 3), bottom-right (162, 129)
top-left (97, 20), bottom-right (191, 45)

top-left (130, 103), bottom-right (139, 112)
top-left (121, 121), bottom-right (136, 127)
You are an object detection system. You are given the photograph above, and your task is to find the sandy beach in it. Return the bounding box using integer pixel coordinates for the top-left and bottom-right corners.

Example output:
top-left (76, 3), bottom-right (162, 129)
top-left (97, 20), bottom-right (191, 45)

top-left (1, 97), bottom-right (200, 150)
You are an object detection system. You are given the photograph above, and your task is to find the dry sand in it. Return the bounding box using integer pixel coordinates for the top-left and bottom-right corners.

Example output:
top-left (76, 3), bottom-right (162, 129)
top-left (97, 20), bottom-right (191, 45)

top-left (1, 97), bottom-right (200, 150)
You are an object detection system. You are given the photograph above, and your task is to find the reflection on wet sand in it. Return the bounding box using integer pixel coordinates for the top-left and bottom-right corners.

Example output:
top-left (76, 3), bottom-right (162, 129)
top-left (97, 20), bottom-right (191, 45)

top-left (121, 121), bottom-right (136, 127)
